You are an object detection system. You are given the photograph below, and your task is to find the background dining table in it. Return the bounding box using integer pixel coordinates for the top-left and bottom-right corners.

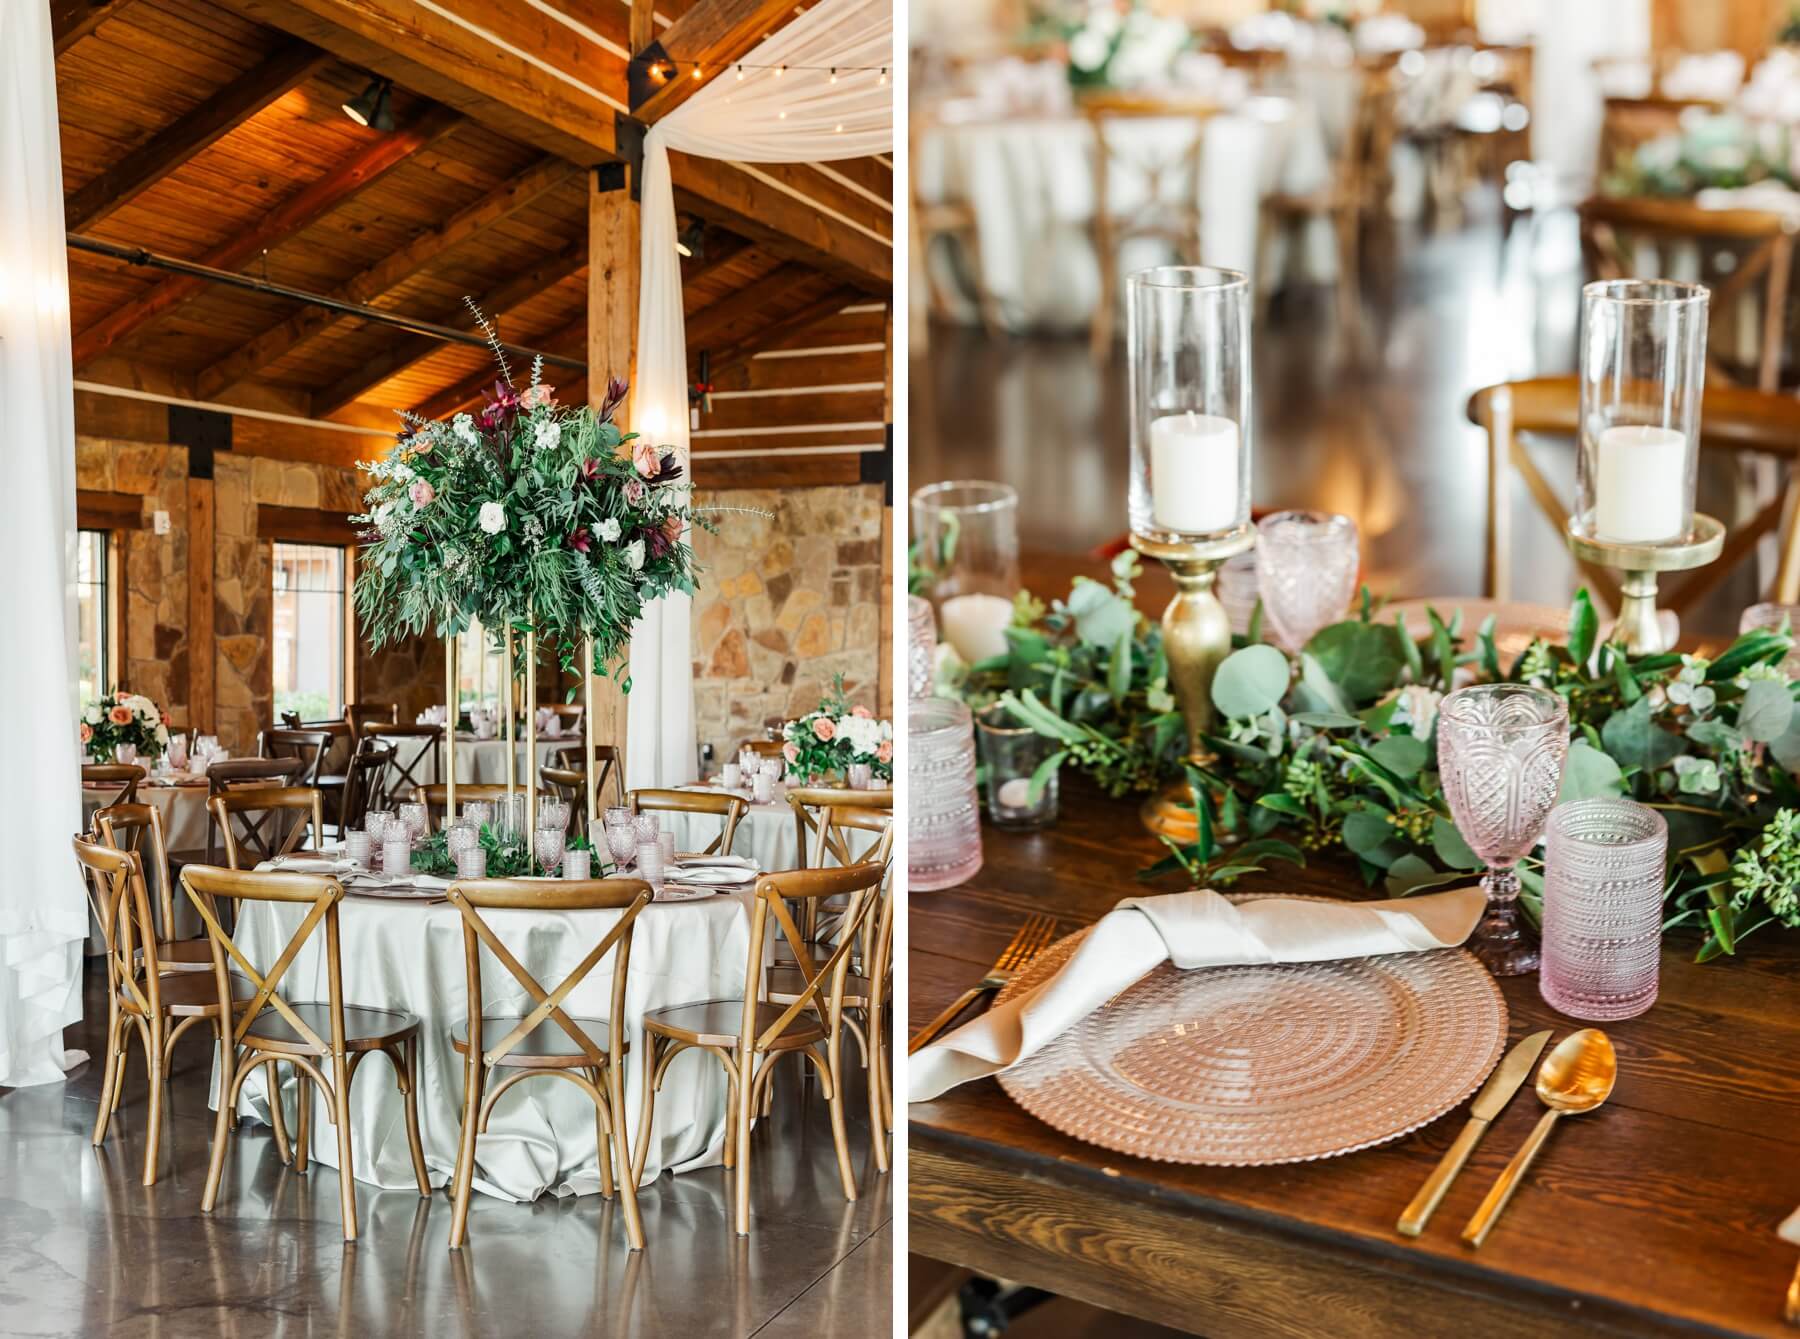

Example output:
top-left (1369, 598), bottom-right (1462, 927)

top-left (79, 776), bottom-right (209, 949)
top-left (909, 769), bottom-right (1800, 1337)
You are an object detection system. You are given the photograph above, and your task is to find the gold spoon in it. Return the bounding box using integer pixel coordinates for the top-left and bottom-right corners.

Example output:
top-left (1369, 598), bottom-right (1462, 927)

top-left (1462, 1028), bottom-right (1617, 1249)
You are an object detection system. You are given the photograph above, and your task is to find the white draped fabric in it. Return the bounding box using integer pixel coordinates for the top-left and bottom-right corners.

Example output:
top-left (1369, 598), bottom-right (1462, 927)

top-left (627, 0), bottom-right (893, 790)
top-left (0, 0), bottom-right (89, 1086)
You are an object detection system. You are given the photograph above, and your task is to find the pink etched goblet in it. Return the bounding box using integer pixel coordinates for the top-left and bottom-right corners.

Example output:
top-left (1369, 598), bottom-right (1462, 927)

top-left (1436, 684), bottom-right (1569, 977)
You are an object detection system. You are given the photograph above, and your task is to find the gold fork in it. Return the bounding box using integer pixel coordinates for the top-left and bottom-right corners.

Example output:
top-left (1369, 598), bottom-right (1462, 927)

top-left (1785, 1258), bottom-right (1800, 1326)
top-left (908, 914), bottom-right (1058, 1055)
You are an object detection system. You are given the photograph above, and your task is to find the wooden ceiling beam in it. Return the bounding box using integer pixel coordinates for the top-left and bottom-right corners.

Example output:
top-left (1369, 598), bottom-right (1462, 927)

top-left (64, 41), bottom-right (332, 232)
top-left (52, 0), bottom-right (136, 54)
top-left (311, 237), bottom-right (589, 415)
top-left (684, 263), bottom-right (821, 349)
top-left (630, 0), bottom-right (801, 124)
top-left (70, 104), bottom-right (462, 370)
top-left (707, 287), bottom-right (867, 373)
top-left (671, 154), bottom-right (890, 289)
top-left (196, 155), bottom-right (578, 399)
top-left (629, 0), bottom-right (657, 54)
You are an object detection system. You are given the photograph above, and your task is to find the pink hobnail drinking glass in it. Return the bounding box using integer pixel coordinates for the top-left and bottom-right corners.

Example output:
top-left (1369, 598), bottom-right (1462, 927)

top-left (909, 698), bottom-right (983, 891)
top-left (1437, 684), bottom-right (1570, 976)
top-left (1540, 798), bottom-right (1666, 1019)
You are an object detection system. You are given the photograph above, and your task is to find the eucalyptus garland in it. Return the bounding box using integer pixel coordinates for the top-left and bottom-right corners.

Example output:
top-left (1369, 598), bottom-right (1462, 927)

top-left (937, 555), bottom-right (1800, 962)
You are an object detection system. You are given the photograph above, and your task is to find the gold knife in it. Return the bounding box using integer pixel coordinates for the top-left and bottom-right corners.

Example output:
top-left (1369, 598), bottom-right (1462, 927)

top-left (1396, 1029), bottom-right (1552, 1237)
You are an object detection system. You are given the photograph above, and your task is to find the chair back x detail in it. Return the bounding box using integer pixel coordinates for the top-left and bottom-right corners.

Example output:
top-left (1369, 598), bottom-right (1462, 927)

top-left (209, 786), bottom-right (325, 868)
top-left (83, 763), bottom-right (146, 807)
top-left (629, 788), bottom-right (747, 855)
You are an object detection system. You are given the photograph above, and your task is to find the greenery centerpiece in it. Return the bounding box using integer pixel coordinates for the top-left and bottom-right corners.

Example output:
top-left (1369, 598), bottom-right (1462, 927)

top-left (82, 691), bottom-right (169, 762)
top-left (781, 676), bottom-right (895, 784)
top-left (1026, 0), bottom-right (1189, 90)
top-left (937, 553), bottom-right (1800, 963)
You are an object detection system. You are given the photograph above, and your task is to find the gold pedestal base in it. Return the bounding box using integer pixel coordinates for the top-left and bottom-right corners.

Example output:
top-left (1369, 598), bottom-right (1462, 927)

top-left (1566, 515), bottom-right (1724, 655)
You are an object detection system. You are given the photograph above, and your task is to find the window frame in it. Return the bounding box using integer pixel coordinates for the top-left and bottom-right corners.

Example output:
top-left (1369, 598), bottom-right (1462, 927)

top-left (269, 537), bottom-right (354, 723)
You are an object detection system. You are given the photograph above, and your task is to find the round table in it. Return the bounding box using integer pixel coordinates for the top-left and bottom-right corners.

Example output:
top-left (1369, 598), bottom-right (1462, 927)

top-left (225, 881), bottom-right (752, 1200)
top-left (80, 779), bottom-right (210, 950)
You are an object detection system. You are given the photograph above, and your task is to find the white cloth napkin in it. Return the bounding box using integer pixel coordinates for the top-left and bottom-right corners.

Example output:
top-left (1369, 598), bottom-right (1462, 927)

top-left (909, 886), bottom-right (1486, 1102)
top-left (1780, 1206), bottom-right (1800, 1246)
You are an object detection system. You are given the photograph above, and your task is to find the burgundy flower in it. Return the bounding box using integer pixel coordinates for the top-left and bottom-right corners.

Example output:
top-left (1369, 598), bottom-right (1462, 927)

top-left (566, 527), bottom-right (592, 554)
top-left (657, 451), bottom-right (683, 484)
top-left (581, 457), bottom-right (603, 482)
top-left (599, 376), bottom-right (629, 422)
top-left (478, 381), bottom-right (521, 433)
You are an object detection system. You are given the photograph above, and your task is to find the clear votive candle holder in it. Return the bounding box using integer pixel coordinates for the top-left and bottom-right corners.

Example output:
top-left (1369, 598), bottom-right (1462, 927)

top-left (383, 834), bottom-right (413, 880)
top-left (909, 697), bottom-right (983, 891)
top-left (1540, 797), bottom-right (1668, 1020)
top-left (908, 595), bottom-right (938, 699)
top-left (976, 705), bottom-right (1059, 830)
top-left (752, 772), bottom-right (774, 804)
top-left (721, 761), bottom-right (742, 790)
top-left (454, 844), bottom-right (488, 881)
top-left (345, 829), bottom-right (371, 869)
top-left (636, 839), bottom-right (665, 892)
top-left (658, 830), bottom-right (675, 866)
top-left (562, 848), bottom-right (591, 881)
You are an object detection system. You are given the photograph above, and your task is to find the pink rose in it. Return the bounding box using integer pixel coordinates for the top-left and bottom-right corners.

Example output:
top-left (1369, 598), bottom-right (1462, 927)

top-left (811, 717), bottom-right (835, 742)
top-left (624, 479), bottom-right (647, 506)
top-left (412, 435), bottom-right (432, 455)
top-left (109, 705), bottom-right (133, 726)
top-left (876, 740), bottom-right (892, 764)
top-left (632, 439), bottom-right (660, 478)
top-left (79, 722), bottom-right (92, 744)
top-left (852, 705), bottom-right (871, 718)
top-left (783, 741), bottom-right (799, 763)
top-left (521, 384), bottom-right (555, 410)
top-left (410, 479), bottom-right (435, 507)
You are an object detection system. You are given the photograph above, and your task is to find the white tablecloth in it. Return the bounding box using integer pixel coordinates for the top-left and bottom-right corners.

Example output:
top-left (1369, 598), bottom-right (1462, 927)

top-left (915, 98), bottom-right (1335, 331)
top-left (80, 780), bottom-right (209, 951)
top-left (224, 884), bottom-right (752, 1200)
top-left (664, 786), bottom-right (886, 872)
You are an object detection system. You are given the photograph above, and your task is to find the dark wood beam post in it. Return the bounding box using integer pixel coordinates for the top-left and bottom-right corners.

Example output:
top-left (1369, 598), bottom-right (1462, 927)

top-left (187, 478), bottom-right (215, 736)
top-left (52, 0), bottom-right (136, 54)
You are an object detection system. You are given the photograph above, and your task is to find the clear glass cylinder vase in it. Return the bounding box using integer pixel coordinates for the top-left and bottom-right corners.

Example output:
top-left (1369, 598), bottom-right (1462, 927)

top-left (1127, 266), bottom-right (1253, 544)
top-left (1575, 279), bottom-right (1708, 546)
top-left (911, 481), bottom-right (1019, 665)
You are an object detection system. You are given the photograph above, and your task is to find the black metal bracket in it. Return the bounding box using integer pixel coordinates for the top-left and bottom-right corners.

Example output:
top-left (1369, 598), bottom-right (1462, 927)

top-left (626, 41), bottom-right (671, 113)
top-left (862, 424), bottom-right (893, 504)
top-left (958, 1278), bottom-right (1052, 1338)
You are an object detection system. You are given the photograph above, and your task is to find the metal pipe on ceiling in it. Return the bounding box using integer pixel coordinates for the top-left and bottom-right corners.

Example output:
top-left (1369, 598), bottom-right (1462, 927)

top-left (66, 232), bottom-right (588, 372)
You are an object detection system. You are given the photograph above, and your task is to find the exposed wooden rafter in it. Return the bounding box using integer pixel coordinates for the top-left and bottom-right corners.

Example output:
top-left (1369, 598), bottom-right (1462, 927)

top-left (311, 237), bottom-right (589, 415)
top-left (63, 41), bottom-right (332, 232)
top-left (708, 288), bottom-right (866, 373)
top-left (71, 103), bottom-right (463, 369)
top-left (196, 155), bottom-right (578, 398)
top-left (51, 0), bottom-right (136, 54)
top-left (630, 0), bottom-right (802, 125)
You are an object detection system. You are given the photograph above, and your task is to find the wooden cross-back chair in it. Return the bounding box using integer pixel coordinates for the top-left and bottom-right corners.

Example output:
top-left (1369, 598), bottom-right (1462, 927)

top-left (1595, 91), bottom-right (1724, 177)
top-left (345, 701), bottom-right (396, 745)
top-left (179, 865), bottom-right (428, 1239)
top-left (540, 767), bottom-right (591, 841)
top-left (444, 876), bottom-right (654, 1252)
top-left (910, 106), bottom-right (1004, 336)
top-left (279, 717), bottom-right (354, 832)
top-left (75, 834), bottom-right (239, 1187)
top-left (167, 757), bottom-right (304, 875)
top-left (636, 860), bottom-right (887, 1235)
top-left (549, 742), bottom-right (623, 810)
top-left (209, 787), bottom-right (325, 869)
top-left (736, 738), bottom-right (786, 759)
top-left (766, 806), bottom-right (896, 1173)
top-left (414, 782), bottom-right (512, 830)
top-left (627, 789), bottom-right (748, 856)
top-left (640, 856), bottom-right (885, 1231)
top-left (785, 787), bottom-right (895, 871)
top-left (371, 723), bottom-right (445, 809)
top-left (82, 763), bottom-right (145, 807)
top-left (1083, 90), bottom-right (1218, 359)
top-left (341, 741), bottom-right (393, 835)
top-left (261, 728), bottom-right (330, 788)
top-left (95, 801), bottom-right (209, 973)
top-left (1467, 376), bottom-right (1800, 619)
top-left (1579, 195), bottom-right (1800, 392)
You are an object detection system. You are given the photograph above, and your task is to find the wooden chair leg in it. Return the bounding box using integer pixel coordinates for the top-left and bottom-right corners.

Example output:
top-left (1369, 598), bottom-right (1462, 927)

top-left (825, 1027), bottom-right (857, 1204)
top-left (401, 1038), bottom-right (429, 1197)
top-left (632, 1038), bottom-right (661, 1188)
top-left (142, 1023), bottom-right (166, 1187)
top-left (733, 1052), bottom-right (756, 1236)
top-left (589, 1066), bottom-right (615, 1199)
top-left (607, 1059), bottom-right (645, 1251)
top-left (201, 1035), bottom-right (236, 1212)
top-left (868, 1015), bottom-right (889, 1174)
top-left (265, 1057), bottom-right (291, 1166)
top-left (293, 1065), bottom-right (311, 1173)
top-left (330, 1049), bottom-right (357, 1242)
top-left (91, 1010), bottom-right (123, 1146)
top-left (449, 1058), bottom-right (484, 1250)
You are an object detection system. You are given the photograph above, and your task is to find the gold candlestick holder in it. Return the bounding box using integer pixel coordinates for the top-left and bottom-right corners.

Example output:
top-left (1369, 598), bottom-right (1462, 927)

top-left (1131, 525), bottom-right (1256, 840)
top-left (1565, 515), bottom-right (1724, 656)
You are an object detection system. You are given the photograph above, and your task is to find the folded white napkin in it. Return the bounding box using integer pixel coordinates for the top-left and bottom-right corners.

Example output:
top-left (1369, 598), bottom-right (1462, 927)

top-left (1780, 1207), bottom-right (1800, 1246)
top-left (909, 886), bottom-right (1485, 1102)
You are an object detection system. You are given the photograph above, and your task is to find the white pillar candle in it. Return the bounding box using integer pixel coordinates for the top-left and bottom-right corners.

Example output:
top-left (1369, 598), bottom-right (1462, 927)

top-left (939, 592), bottom-right (1015, 663)
top-left (1594, 425), bottom-right (1688, 543)
top-left (1150, 412), bottom-right (1240, 535)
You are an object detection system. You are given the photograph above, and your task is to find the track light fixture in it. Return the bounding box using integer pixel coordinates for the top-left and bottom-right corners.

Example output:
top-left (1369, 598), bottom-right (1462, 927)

top-left (342, 76), bottom-right (395, 132)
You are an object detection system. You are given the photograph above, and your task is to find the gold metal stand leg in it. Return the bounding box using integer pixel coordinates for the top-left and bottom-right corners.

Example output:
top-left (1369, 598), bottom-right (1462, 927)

top-left (583, 636), bottom-right (598, 836)
top-left (1614, 570), bottom-right (1666, 656)
top-left (445, 627), bottom-right (458, 820)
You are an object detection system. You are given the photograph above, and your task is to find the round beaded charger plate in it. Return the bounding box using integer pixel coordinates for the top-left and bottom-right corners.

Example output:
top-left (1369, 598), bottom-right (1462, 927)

top-left (994, 897), bottom-right (1508, 1166)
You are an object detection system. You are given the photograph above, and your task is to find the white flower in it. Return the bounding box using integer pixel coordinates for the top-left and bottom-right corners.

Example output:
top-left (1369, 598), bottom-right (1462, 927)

top-left (392, 460), bottom-right (413, 483)
top-left (478, 501), bottom-right (507, 535)
top-left (1390, 684), bottom-right (1442, 738)
top-left (155, 723), bottom-right (169, 743)
top-left (452, 413), bottom-right (478, 445)
top-left (834, 714), bottom-right (885, 756)
top-left (624, 539), bottom-right (645, 571)
top-left (1069, 27), bottom-right (1110, 71)
top-left (598, 517), bottom-right (622, 543)
top-left (533, 418), bottom-right (560, 451)
top-left (83, 705), bottom-right (101, 725)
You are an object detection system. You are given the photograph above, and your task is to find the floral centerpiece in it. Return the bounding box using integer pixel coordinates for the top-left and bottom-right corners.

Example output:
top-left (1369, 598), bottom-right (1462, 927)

top-left (938, 553), bottom-right (1800, 964)
top-left (781, 676), bottom-right (894, 784)
top-left (82, 691), bottom-right (169, 762)
top-left (352, 305), bottom-right (701, 683)
top-left (1028, 0), bottom-right (1189, 90)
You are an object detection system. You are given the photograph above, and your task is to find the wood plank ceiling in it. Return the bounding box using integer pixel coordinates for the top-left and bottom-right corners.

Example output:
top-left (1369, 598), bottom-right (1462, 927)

top-left (56, 0), bottom-right (893, 485)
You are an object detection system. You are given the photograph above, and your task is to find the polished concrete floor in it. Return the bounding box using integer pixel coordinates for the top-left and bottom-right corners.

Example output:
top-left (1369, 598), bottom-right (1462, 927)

top-left (0, 965), bottom-right (890, 1338)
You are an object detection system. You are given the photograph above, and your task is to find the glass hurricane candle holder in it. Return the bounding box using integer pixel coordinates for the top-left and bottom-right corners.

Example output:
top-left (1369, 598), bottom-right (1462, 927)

top-left (911, 481), bottom-right (1020, 665)
top-left (1540, 798), bottom-right (1667, 1020)
top-left (1255, 511), bottom-right (1360, 653)
top-left (1128, 266), bottom-right (1252, 543)
top-left (909, 698), bottom-right (983, 890)
top-left (976, 705), bottom-right (1059, 830)
top-left (1575, 279), bottom-right (1708, 546)
top-left (1437, 684), bottom-right (1570, 977)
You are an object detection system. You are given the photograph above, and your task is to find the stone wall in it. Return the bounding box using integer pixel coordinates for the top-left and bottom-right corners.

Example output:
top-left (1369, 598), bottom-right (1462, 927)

top-left (690, 484), bottom-right (892, 766)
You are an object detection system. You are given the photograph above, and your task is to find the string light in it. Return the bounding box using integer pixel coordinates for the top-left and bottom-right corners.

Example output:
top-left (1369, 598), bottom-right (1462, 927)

top-left (829, 67), bottom-right (838, 84)
top-left (692, 65), bottom-right (702, 80)
top-left (735, 64), bottom-right (744, 80)
top-left (879, 67), bottom-right (888, 86)
top-left (775, 63), bottom-right (785, 77)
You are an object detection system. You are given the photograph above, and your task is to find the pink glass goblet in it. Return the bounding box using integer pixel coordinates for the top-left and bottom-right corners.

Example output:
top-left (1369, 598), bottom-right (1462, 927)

top-left (1436, 684), bottom-right (1569, 977)
top-left (1255, 510), bottom-right (1359, 654)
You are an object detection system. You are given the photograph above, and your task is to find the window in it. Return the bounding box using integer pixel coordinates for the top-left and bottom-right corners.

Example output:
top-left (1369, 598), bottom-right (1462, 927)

top-left (272, 542), bottom-right (347, 721)
top-left (457, 619), bottom-right (509, 714)
top-left (76, 529), bottom-right (109, 705)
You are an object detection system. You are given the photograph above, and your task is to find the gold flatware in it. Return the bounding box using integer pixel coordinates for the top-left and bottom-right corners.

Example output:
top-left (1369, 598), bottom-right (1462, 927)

top-left (1397, 1028), bottom-right (1551, 1237)
top-left (1785, 1257), bottom-right (1800, 1326)
top-left (908, 914), bottom-right (1058, 1055)
top-left (1462, 1028), bottom-right (1617, 1248)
